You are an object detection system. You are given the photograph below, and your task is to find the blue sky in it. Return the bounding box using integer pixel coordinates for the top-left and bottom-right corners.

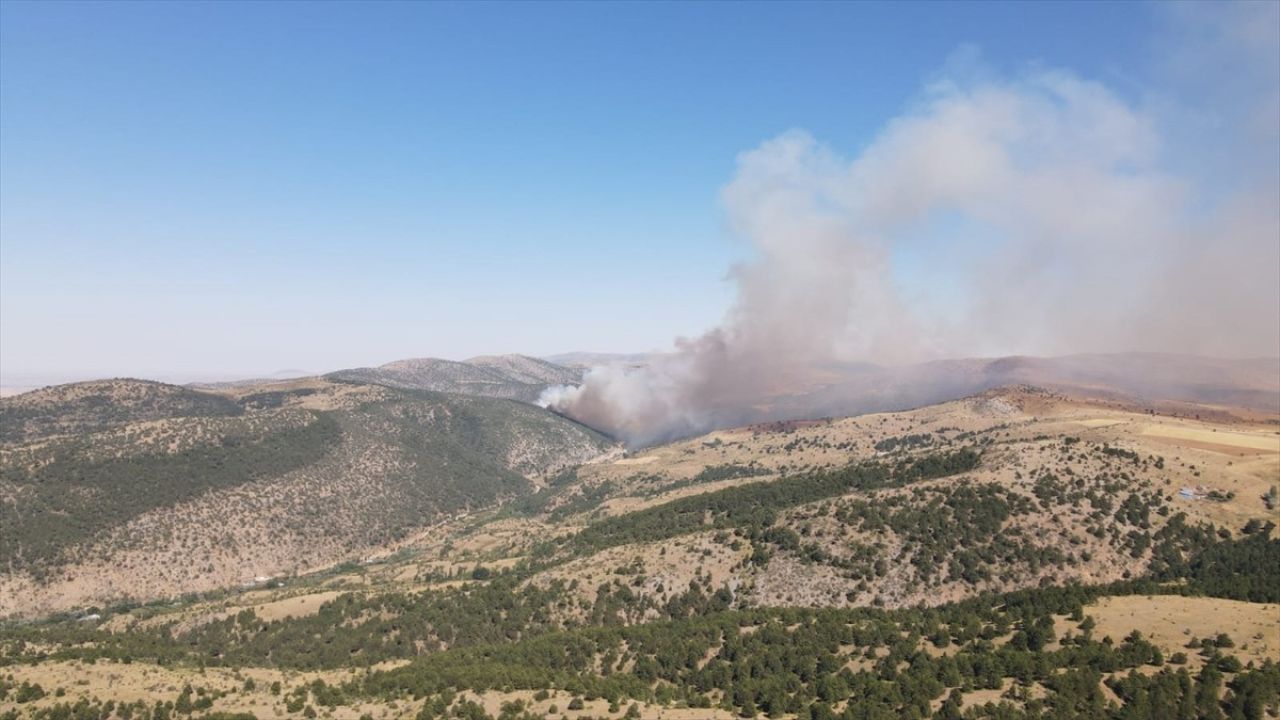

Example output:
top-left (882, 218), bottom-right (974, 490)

top-left (0, 2), bottom-right (1172, 380)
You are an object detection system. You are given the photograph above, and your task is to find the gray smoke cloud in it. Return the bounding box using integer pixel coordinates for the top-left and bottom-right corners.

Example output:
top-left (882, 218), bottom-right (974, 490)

top-left (544, 10), bottom-right (1280, 446)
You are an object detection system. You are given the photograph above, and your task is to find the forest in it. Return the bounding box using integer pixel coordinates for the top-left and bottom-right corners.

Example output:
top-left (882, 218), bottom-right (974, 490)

top-left (2, 526), bottom-right (1276, 720)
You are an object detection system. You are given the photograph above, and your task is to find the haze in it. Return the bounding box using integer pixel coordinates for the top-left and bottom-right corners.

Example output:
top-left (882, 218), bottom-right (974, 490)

top-left (2, 2), bottom-right (1277, 407)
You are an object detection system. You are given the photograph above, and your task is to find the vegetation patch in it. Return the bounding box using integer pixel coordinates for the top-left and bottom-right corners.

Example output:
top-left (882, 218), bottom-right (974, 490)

top-left (568, 449), bottom-right (980, 553)
top-left (0, 414), bottom-right (341, 571)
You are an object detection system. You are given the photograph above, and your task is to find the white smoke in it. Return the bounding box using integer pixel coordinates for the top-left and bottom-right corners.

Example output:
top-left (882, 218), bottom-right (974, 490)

top-left (546, 17), bottom-right (1280, 446)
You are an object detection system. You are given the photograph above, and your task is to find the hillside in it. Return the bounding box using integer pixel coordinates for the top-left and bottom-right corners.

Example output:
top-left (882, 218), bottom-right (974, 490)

top-left (2, 386), bottom-right (1276, 719)
top-left (0, 378), bottom-right (613, 616)
top-left (504, 386), bottom-right (1280, 612)
top-left (325, 354), bottom-right (582, 403)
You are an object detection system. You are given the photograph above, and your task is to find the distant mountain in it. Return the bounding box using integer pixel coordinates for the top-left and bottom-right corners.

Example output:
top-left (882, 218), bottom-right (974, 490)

top-left (3, 370), bottom-right (319, 395)
top-left (746, 353), bottom-right (1280, 432)
top-left (542, 351), bottom-right (661, 369)
top-left (979, 353), bottom-right (1280, 409)
top-left (463, 354), bottom-right (582, 386)
top-left (326, 353), bottom-right (581, 402)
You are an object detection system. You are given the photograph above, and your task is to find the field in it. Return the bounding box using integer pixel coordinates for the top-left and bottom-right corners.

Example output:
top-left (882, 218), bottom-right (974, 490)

top-left (1084, 595), bottom-right (1280, 669)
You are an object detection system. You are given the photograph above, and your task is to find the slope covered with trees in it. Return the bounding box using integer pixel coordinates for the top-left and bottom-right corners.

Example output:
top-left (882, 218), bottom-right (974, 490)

top-left (0, 378), bottom-right (613, 612)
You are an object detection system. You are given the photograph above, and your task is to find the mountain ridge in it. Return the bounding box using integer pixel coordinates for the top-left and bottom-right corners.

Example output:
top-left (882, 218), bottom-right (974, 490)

top-left (326, 353), bottom-right (582, 402)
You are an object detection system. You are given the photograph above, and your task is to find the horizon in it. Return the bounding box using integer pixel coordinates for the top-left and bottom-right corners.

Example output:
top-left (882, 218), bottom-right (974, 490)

top-left (5, 348), bottom-right (1279, 395)
top-left (2, 2), bottom-right (1277, 432)
top-left (4, 2), bottom-right (1277, 385)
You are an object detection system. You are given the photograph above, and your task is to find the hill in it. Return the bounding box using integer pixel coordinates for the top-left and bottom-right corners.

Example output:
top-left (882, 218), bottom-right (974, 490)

top-left (0, 378), bottom-right (243, 444)
top-left (0, 377), bottom-right (613, 615)
top-left (2, 385), bottom-right (1277, 719)
top-left (325, 353), bottom-right (581, 402)
top-left (0, 386), bottom-right (1274, 717)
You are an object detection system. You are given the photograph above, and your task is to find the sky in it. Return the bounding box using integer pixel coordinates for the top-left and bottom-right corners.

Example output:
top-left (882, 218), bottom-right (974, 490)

top-left (0, 1), bottom-right (1268, 383)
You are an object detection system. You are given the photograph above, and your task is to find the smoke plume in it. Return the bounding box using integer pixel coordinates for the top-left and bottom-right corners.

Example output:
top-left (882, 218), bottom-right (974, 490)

top-left (545, 15), bottom-right (1280, 446)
